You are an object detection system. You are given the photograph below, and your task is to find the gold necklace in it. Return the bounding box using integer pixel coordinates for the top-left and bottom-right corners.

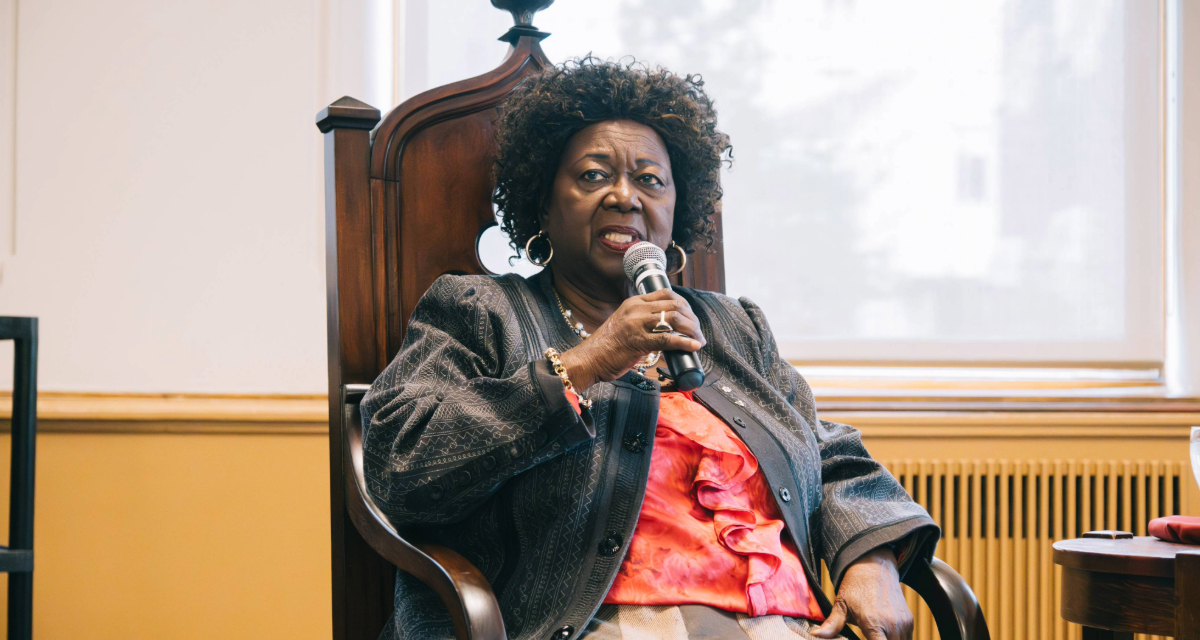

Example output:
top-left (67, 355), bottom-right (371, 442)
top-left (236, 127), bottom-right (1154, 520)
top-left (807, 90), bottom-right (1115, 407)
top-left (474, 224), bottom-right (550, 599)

top-left (552, 287), bottom-right (591, 339)
top-left (551, 287), bottom-right (660, 374)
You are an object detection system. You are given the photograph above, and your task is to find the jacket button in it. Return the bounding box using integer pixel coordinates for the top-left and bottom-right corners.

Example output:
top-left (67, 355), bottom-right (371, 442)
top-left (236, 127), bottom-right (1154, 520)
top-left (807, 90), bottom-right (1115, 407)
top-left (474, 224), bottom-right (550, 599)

top-left (508, 442), bottom-right (525, 459)
top-left (779, 487), bottom-right (792, 502)
top-left (428, 486), bottom-right (444, 502)
top-left (598, 532), bottom-right (623, 556)
top-left (452, 469), bottom-right (472, 486)
top-left (732, 417), bottom-right (746, 428)
top-left (551, 625), bottom-right (574, 639)
top-left (480, 456), bottom-right (496, 471)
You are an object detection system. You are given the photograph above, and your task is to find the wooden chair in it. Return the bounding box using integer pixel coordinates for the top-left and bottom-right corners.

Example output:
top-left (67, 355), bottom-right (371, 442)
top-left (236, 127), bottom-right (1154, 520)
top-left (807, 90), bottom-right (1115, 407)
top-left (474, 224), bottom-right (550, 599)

top-left (318, 2), bottom-right (990, 639)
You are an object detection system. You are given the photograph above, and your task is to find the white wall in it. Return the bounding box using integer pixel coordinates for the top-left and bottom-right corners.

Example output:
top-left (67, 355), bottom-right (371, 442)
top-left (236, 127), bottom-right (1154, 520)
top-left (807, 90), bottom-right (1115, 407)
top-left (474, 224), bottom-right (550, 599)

top-left (0, 0), bottom-right (394, 394)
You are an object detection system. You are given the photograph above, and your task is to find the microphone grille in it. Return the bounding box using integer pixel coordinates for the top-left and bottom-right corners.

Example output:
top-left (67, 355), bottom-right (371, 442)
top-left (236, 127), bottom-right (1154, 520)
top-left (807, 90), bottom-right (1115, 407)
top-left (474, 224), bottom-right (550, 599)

top-left (623, 242), bottom-right (667, 282)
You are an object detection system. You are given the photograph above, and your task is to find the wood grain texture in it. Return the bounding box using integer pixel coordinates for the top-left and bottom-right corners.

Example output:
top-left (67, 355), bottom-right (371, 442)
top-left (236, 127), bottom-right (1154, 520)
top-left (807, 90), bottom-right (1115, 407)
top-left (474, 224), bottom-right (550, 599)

top-left (9, 392), bottom-right (1197, 428)
top-left (371, 37), bottom-right (552, 361)
top-left (324, 32), bottom-right (557, 640)
top-left (12, 420), bottom-right (325, 435)
top-left (0, 391), bottom-right (326, 423)
top-left (1080, 627), bottom-right (1132, 640)
top-left (321, 94), bottom-right (386, 640)
top-left (1059, 567), bottom-right (1175, 636)
top-left (1053, 536), bottom-right (1185, 577)
top-left (1177, 551), bottom-right (1200, 639)
top-left (1055, 536), bottom-right (1200, 638)
top-left (7, 392), bottom-right (1200, 447)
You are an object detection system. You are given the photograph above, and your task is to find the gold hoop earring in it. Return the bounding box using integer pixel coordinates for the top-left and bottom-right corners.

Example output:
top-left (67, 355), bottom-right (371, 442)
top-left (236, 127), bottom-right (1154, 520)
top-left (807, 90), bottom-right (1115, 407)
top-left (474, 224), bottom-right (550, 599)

top-left (667, 241), bottom-right (687, 276)
top-left (525, 230), bottom-right (553, 267)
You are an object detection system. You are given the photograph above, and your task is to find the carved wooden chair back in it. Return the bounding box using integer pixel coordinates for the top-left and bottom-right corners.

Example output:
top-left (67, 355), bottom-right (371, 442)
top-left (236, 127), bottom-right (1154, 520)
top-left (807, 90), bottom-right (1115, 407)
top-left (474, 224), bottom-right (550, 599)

top-left (318, 5), bottom-right (726, 639)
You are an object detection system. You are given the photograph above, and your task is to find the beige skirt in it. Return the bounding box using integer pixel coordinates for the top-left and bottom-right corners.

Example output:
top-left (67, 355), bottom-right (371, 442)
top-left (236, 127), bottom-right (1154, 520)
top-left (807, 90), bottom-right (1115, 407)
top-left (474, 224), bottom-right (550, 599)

top-left (579, 605), bottom-right (845, 640)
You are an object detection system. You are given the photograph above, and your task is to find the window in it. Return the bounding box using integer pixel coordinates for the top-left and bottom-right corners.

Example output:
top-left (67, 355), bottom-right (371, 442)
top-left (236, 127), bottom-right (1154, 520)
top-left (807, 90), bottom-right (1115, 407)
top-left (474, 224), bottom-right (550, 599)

top-left (399, 0), bottom-right (1173, 369)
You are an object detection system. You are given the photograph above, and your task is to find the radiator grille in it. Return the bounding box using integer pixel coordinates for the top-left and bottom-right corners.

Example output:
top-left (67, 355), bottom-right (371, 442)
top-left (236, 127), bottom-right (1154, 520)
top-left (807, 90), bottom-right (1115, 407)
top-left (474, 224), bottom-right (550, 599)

top-left (818, 459), bottom-right (1188, 640)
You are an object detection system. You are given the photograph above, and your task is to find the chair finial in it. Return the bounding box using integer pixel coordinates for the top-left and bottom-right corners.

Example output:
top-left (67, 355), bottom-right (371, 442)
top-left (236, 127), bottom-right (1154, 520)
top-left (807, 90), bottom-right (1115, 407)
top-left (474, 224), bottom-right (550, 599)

top-left (491, 0), bottom-right (553, 27)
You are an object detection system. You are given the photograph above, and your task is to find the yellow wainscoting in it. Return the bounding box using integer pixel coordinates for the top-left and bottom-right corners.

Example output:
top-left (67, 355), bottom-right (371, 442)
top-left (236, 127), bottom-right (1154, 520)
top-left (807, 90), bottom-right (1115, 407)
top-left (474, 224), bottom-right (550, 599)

top-left (0, 393), bottom-right (1196, 639)
top-left (0, 392), bottom-right (331, 640)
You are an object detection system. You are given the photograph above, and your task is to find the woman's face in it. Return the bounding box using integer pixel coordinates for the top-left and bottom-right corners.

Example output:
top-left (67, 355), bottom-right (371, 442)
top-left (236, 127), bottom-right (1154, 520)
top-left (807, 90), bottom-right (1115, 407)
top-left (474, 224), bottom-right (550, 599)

top-left (542, 119), bottom-right (676, 292)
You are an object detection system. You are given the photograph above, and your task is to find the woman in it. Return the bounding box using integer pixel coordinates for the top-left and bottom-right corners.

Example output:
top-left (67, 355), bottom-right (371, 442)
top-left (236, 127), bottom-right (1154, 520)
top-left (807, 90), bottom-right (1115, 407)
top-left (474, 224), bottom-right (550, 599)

top-left (361, 59), bottom-right (937, 640)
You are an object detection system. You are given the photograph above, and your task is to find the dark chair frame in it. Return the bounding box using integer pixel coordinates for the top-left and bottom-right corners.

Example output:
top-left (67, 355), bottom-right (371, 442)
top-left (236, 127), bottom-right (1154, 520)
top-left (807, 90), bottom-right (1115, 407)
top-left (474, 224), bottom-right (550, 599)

top-left (318, 4), bottom-right (990, 639)
top-left (0, 317), bottom-right (37, 640)
top-left (338, 386), bottom-right (989, 640)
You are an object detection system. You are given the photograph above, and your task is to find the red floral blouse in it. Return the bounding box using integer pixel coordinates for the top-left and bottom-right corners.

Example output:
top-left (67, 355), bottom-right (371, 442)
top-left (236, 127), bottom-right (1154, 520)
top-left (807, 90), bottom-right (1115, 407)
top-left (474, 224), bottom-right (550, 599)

top-left (570, 389), bottom-right (824, 619)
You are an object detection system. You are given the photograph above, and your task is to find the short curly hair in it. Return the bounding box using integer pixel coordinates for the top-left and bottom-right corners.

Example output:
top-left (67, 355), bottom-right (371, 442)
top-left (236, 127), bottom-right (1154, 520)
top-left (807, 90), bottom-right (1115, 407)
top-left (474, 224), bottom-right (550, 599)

top-left (493, 57), bottom-right (732, 259)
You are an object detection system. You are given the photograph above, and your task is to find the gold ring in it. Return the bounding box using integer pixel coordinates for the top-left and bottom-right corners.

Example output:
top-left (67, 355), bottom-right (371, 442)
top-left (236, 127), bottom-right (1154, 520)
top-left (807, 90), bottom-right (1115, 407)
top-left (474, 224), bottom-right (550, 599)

top-left (650, 310), bottom-right (673, 334)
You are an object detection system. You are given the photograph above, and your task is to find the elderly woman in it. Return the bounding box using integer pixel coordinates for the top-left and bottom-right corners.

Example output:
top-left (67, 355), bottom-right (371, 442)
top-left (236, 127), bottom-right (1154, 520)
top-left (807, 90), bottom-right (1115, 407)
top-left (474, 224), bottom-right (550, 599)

top-left (361, 59), bottom-right (937, 640)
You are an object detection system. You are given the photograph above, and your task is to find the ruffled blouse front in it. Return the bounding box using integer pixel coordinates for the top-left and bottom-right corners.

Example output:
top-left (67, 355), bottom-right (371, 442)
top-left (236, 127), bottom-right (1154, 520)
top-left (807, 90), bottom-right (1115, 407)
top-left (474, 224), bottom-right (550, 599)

top-left (601, 391), bottom-right (823, 620)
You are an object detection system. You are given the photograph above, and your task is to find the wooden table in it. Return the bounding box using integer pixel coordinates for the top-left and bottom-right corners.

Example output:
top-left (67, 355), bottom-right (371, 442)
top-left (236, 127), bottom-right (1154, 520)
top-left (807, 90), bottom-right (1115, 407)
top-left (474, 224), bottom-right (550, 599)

top-left (1053, 532), bottom-right (1200, 639)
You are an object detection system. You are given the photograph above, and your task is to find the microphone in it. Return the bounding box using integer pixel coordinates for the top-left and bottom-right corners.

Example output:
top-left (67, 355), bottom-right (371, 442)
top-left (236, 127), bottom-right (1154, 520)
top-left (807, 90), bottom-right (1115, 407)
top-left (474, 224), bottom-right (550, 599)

top-left (623, 242), bottom-right (706, 391)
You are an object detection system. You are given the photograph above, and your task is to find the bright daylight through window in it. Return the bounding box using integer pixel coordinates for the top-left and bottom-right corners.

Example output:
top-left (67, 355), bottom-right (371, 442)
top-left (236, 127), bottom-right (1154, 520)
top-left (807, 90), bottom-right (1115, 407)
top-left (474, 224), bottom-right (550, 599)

top-left (400, 0), bottom-right (1167, 367)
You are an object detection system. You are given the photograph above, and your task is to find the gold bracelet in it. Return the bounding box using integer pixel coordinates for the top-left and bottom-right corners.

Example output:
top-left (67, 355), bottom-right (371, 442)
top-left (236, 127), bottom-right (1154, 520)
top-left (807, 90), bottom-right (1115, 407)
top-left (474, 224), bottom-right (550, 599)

top-left (545, 348), bottom-right (592, 410)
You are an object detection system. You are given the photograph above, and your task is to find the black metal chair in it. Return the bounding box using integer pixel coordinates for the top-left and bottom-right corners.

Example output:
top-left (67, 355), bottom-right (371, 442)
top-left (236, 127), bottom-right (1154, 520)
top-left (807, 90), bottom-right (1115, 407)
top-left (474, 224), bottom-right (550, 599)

top-left (0, 317), bottom-right (37, 640)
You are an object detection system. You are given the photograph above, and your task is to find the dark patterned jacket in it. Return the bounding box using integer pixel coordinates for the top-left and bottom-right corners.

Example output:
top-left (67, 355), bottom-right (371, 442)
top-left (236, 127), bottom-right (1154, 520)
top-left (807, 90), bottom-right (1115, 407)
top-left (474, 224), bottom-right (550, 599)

top-left (361, 270), bottom-right (938, 640)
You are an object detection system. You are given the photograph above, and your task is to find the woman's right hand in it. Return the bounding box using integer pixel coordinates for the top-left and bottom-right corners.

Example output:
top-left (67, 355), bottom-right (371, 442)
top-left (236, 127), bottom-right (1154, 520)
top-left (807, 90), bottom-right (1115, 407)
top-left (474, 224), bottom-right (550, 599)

top-left (558, 289), bottom-right (705, 390)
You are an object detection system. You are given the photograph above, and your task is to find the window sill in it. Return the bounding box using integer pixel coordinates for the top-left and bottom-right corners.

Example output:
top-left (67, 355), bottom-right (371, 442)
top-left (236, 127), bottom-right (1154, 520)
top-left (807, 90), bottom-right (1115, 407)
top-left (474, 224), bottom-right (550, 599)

top-left (801, 365), bottom-right (1200, 413)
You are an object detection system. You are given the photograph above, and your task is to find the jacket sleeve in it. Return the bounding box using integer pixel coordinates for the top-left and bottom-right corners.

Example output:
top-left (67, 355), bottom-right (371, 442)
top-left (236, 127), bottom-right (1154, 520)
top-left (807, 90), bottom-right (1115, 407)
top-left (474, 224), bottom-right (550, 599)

top-left (360, 275), bottom-right (593, 526)
top-left (737, 297), bottom-right (940, 589)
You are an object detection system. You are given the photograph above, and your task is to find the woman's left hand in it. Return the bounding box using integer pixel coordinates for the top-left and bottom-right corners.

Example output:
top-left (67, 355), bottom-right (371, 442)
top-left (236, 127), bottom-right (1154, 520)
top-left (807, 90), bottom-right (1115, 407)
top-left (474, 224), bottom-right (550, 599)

top-left (811, 547), bottom-right (913, 640)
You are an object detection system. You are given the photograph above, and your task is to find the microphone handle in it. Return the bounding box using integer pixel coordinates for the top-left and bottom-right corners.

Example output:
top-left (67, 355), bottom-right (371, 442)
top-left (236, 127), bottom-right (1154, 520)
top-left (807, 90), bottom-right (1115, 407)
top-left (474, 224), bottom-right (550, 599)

top-left (636, 272), bottom-right (706, 391)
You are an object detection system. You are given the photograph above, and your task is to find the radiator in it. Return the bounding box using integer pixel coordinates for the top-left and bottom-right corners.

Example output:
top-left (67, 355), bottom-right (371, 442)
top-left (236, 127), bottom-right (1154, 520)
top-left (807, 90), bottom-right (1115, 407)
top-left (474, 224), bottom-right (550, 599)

top-left (818, 459), bottom-right (1188, 640)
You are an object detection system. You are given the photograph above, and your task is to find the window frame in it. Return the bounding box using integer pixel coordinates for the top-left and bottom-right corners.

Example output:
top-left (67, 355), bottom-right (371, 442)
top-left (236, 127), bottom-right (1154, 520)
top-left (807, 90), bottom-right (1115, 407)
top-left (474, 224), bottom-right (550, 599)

top-left (390, 0), bottom-right (1200, 399)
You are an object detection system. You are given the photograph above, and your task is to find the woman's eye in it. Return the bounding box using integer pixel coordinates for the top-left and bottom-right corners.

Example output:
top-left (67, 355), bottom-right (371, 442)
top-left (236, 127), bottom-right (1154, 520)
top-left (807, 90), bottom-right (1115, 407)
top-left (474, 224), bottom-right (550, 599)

top-left (581, 170), bottom-right (607, 181)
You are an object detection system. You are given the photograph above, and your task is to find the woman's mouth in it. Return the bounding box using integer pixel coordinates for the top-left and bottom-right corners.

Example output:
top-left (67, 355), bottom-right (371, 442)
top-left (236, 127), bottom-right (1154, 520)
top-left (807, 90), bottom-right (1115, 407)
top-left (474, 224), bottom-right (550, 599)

top-left (597, 226), bottom-right (643, 252)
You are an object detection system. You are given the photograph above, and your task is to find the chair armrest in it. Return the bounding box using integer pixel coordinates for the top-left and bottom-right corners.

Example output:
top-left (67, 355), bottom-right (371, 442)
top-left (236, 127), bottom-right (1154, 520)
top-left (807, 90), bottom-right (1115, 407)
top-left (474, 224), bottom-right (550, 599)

top-left (902, 557), bottom-right (990, 640)
top-left (342, 385), bottom-right (506, 640)
top-left (343, 386), bottom-right (990, 640)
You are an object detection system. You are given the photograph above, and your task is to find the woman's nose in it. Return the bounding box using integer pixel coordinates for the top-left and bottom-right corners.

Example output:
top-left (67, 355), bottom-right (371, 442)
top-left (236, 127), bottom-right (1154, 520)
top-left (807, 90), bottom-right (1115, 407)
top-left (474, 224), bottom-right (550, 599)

top-left (603, 176), bottom-right (641, 212)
